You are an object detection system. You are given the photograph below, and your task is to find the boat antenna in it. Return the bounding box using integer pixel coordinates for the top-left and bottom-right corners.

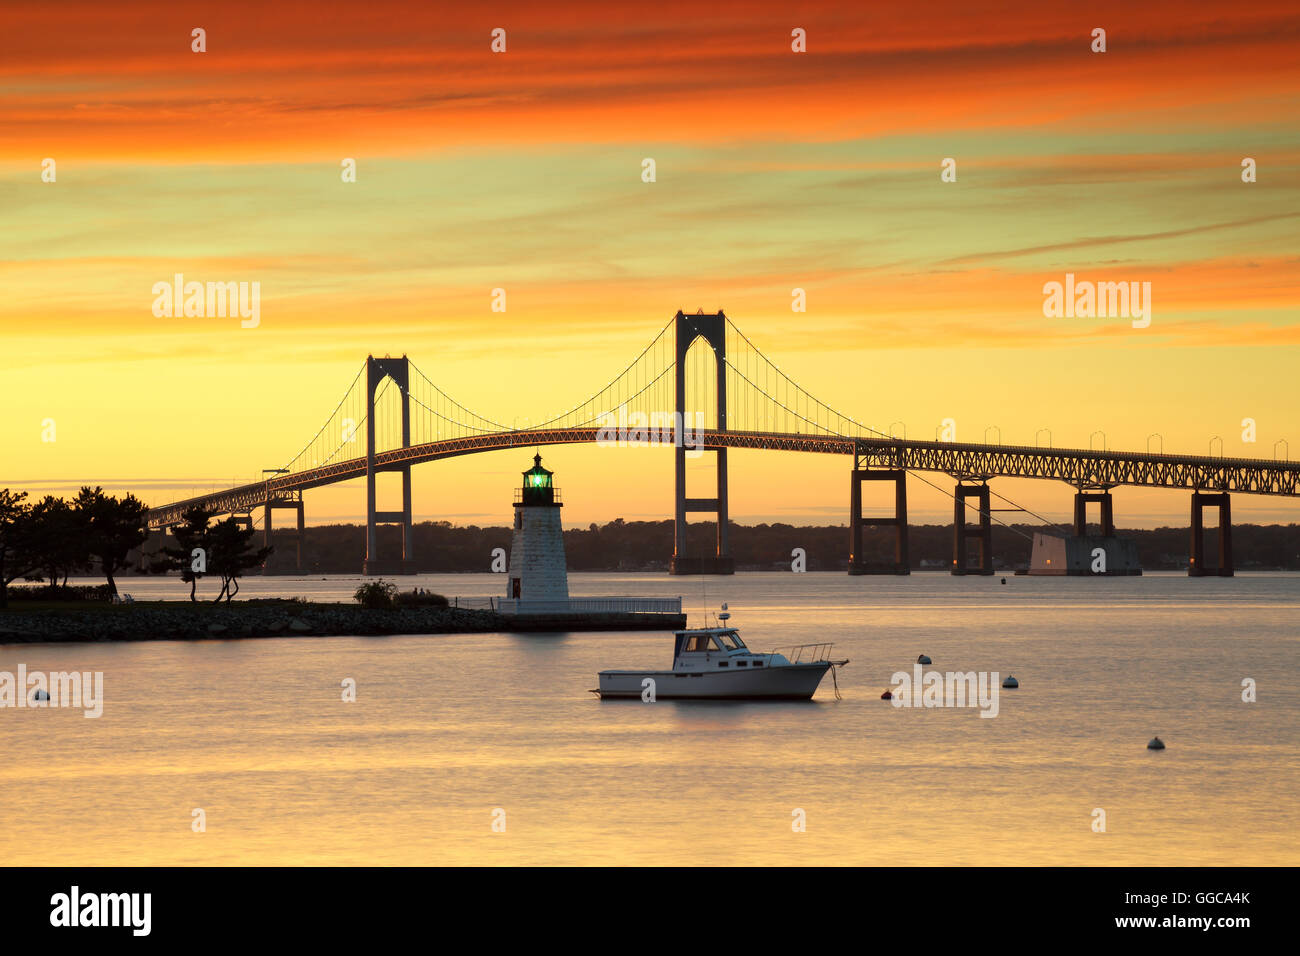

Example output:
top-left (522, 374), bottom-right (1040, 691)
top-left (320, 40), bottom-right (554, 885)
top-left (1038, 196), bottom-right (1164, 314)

top-left (701, 574), bottom-right (707, 630)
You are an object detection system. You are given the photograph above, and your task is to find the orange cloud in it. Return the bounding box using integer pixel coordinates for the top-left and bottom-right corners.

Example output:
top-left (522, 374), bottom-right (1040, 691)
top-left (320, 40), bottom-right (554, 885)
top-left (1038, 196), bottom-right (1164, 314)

top-left (3, 1), bottom-right (1298, 158)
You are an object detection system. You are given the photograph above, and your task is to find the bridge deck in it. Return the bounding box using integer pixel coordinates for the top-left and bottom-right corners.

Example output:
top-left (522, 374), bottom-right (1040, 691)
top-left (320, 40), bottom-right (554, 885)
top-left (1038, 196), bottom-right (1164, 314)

top-left (146, 429), bottom-right (1300, 527)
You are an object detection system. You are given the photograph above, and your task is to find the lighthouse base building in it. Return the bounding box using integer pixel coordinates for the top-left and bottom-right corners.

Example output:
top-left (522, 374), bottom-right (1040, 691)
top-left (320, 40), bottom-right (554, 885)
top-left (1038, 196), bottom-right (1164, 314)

top-left (497, 453), bottom-right (683, 623)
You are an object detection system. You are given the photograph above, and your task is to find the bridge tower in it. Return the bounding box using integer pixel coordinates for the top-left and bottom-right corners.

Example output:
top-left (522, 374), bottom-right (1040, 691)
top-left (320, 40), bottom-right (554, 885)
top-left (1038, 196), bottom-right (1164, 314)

top-left (363, 355), bottom-right (416, 575)
top-left (670, 310), bottom-right (733, 574)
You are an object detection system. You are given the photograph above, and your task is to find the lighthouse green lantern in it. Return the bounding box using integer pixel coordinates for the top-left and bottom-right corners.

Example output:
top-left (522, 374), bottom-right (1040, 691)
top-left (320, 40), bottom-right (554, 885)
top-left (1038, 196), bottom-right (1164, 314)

top-left (520, 453), bottom-right (556, 505)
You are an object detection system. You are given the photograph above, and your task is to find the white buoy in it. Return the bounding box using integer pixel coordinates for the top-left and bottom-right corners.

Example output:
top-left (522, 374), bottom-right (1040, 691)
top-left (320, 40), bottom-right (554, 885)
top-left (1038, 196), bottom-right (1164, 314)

top-left (917, 654), bottom-right (931, 665)
top-left (32, 689), bottom-right (50, 701)
top-left (1002, 675), bottom-right (1019, 688)
top-left (1147, 736), bottom-right (1166, 750)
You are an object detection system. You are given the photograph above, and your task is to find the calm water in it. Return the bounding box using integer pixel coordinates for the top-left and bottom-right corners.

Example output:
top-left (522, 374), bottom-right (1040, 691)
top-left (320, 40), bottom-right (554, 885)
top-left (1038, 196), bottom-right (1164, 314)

top-left (2, 572), bottom-right (1297, 865)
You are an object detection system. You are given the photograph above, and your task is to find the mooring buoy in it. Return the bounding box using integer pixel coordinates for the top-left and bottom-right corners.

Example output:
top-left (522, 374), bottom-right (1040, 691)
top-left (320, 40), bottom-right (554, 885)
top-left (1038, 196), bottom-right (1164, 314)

top-left (1148, 736), bottom-right (1166, 750)
top-left (917, 654), bottom-right (931, 665)
top-left (1002, 675), bottom-right (1019, 688)
top-left (881, 689), bottom-right (893, 700)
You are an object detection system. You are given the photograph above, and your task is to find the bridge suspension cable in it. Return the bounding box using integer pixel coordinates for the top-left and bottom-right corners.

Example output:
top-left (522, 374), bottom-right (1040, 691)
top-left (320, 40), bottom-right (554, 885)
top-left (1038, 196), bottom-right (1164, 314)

top-left (716, 318), bottom-right (1091, 540)
top-left (721, 317), bottom-right (889, 439)
top-left (527, 317), bottom-right (677, 431)
top-left (406, 361), bottom-right (510, 438)
top-left (986, 486), bottom-right (1074, 537)
top-left (276, 357), bottom-right (522, 478)
top-left (900, 470), bottom-right (1033, 541)
top-left (278, 361), bottom-right (367, 475)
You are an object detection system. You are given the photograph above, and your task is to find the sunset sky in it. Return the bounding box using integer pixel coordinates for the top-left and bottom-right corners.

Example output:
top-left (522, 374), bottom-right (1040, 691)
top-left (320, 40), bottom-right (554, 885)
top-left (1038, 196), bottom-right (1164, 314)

top-left (2, 1), bottom-right (1298, 531)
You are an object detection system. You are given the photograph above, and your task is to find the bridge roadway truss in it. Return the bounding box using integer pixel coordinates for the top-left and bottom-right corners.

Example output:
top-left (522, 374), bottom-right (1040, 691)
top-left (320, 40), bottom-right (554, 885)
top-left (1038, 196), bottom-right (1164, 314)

top-left (147, 429), bottom-right (1300, 531)
top-left (145, 428), bottom-right (1298, 576)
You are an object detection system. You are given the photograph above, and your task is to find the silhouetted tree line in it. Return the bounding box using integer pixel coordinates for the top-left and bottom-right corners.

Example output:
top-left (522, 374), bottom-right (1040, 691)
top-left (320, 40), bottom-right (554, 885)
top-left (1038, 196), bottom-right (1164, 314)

top-left (274, 518), bottom-right (1300, 573)
top-left (0, 486), bottom-right (150, 607)
top-left (0, 489), bottom-right (268, 606)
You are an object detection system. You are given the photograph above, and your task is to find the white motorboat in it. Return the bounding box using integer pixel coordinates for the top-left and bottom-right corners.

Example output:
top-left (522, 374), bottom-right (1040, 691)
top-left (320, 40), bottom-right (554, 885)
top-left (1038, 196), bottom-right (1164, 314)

top-left (593, 606), bottom-right (847, 700)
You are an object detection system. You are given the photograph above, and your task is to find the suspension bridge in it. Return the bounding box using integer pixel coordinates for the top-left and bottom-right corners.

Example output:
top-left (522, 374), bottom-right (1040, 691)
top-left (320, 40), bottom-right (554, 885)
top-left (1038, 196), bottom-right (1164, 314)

top-left (143, 311), bottom-right (1300, 577)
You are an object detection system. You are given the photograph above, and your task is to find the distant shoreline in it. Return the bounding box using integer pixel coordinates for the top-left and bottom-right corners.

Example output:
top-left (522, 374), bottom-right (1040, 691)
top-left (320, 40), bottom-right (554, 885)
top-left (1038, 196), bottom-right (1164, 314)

top-left (180, 519), bottom-right (1300, 574)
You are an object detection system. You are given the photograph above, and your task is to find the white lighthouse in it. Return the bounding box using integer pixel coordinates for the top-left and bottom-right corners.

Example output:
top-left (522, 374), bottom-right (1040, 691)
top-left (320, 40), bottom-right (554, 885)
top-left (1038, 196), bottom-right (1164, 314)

top-left (506, 454), bottom-right (569, 604)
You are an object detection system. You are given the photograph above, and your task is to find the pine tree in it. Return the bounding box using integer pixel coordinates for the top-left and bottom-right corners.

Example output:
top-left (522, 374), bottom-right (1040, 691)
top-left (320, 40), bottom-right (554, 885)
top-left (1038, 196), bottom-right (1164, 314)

top-left (0, 489), bottom-right (39, 609)
top-left (207, 517), bottom-right (272, 602)
top-left (30, 495), bottom-right (87, 591)
top-left (153, 507), bottom-right (215, 602)
top-left (73, 486), bottom-right (148, 600)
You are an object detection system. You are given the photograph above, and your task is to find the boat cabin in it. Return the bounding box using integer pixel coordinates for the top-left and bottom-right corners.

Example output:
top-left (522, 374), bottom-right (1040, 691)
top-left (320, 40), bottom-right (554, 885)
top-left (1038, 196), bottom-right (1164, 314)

top-left (671, 628), bottom-right (769, 672)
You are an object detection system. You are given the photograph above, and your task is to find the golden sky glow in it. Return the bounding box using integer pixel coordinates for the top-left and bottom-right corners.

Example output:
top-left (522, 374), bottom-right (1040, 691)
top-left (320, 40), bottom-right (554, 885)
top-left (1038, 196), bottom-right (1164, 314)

top-left (2, 1), bottom-right (1298, 528)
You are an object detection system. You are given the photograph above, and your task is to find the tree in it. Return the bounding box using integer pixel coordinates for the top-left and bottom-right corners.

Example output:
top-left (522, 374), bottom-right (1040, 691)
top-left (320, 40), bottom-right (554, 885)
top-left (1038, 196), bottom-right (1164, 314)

top-left (29, 496), bottom-right (87, 591)
top-left (72, 486), bottom-right (148, 600)
top-left (354, 580), bottom-right (397, 608)
top-left (0, 489), bottom-right (40, 609)
top-left (152, 507), bottom-right (214, 602)
top-left (206, 517), bottom-right (271, 602)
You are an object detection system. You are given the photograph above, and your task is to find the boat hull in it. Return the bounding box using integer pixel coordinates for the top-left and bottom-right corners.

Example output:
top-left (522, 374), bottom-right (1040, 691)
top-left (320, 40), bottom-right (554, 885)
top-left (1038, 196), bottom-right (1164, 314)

top-left (596, 662), bottom-right (833, 700)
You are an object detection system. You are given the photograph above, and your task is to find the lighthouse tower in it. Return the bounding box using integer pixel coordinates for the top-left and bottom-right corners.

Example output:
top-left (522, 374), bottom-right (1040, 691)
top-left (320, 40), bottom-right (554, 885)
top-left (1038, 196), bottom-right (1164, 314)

top-left (506, 454), bottom-right (569, 604)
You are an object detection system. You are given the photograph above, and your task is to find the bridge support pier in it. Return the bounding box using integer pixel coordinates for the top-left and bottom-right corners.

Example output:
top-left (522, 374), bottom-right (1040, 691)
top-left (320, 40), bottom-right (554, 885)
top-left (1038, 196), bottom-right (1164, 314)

top-left (1190, 492), bottom-right (1233, 577)
top-left (263, 498), bottom-right (305, 574)
top-left (953, 482), bottom-right (994, 575)
top-left (1074, 490), bottom-right (1115, 536)
top-left (1029, 488), bottom-right (1141, 575)
top-left (135, 527), bottom-right (172, 572)
top-left (670, 310), bottom-right (733, 575)
top-left (848, 468), bottom-right (909, 574)
top-left (363, 355), bottom-right (417, 575)
top-left (363, 470), bottom-right (415, 575)
top-left (670, 451), bottom-right (732, 574)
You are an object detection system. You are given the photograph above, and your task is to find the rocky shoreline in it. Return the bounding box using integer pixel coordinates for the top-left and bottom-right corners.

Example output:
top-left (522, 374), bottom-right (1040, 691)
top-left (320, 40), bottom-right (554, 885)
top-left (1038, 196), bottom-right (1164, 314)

top-left (0, 601), bottom-right (687, 644)
top-left (0, 602), bottom-right (509, 644)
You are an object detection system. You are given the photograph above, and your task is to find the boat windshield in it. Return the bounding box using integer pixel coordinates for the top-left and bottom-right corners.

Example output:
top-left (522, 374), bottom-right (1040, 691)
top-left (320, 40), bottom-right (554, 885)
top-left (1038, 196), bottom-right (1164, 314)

top-left (718, 630), bottom-right (746, 650)
top-left (682, 633), bottom-right (713, 652)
